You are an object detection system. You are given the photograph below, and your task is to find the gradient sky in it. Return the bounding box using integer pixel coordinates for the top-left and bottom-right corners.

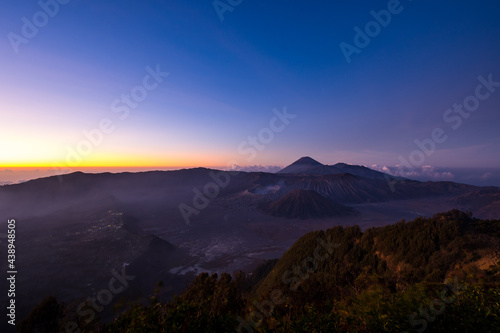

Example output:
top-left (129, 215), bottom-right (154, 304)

top-left (1, 1), bottom-right (499, 184)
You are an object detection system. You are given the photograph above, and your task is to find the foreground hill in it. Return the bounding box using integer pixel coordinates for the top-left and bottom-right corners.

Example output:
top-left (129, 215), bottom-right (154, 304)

top-left (21, 210), bottom-right (499, 332)
top-left (257, 210), bottom-right (500, 295)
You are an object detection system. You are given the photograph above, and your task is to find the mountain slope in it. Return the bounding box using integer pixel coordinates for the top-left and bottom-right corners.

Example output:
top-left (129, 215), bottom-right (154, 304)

top-left (451, 188), bottom-right (500, 219)
top-left (262, 189), bottom-right (357, 219)
top-left (329, 162), bottom-right (394, 180)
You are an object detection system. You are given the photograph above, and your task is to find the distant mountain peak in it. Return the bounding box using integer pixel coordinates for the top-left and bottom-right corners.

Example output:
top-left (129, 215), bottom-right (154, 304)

top-left (278, 157), bottom-right (326, 174)
top-left (278, 157), bottom-right (399, 180)
top-left (292, 156), bottom-right (323, 166)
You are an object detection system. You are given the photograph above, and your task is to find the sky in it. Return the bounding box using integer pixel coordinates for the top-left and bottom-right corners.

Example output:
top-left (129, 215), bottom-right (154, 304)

top-left (1, 0), bottom-right (499, 186)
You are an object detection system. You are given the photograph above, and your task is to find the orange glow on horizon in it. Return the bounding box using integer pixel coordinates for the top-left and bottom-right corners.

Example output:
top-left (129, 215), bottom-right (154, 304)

top-left (0, 157), bottom-right (230, 169)
top-left (0, 150), bottom-right (233, 169)
top-left (0, 162), bottom-right (225, 169)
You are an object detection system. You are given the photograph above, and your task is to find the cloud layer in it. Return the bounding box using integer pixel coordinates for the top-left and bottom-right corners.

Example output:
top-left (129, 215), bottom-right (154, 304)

top-left (370, 165), bottom-right (455, 180)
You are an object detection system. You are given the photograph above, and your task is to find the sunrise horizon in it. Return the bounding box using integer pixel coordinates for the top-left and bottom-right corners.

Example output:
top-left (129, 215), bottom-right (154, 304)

top-left (2, 156), bottom-right (500, 188)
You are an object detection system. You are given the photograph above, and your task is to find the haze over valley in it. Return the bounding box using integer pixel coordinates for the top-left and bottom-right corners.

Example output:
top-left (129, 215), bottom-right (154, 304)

top-left (1, 157), bottom-right (499, 328)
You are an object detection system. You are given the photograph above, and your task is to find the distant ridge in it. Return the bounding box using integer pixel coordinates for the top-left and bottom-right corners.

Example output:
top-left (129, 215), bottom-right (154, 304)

top-left (0, 161), bottom-right (496, 221)
top-left (262, 189), bottom-right (357, 219)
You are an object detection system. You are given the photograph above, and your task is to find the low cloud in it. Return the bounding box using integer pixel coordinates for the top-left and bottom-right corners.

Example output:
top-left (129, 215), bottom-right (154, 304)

top-left (370, 165), bottom-right (500, 187)
top-left (370, 164), bottom-right (455, 180)
top-left (228, 164), bottom-right (283, 173)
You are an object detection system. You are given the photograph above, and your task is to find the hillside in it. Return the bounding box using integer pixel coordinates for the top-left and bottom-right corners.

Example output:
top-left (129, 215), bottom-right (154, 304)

top-left (451, 188), bottom-right (500, 219)
top-left (257, 210), bottom-right (500, 294)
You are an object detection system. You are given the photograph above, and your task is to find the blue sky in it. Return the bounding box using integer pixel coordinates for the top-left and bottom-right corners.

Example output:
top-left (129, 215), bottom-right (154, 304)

top-left (1, 0), bottom-right (499, 185)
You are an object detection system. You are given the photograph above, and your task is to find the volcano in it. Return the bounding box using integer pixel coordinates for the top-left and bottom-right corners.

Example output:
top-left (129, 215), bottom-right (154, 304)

top-left (278, 156), bottom-right (394, 180)
top-left (262, 189), bottom-right (358, 219)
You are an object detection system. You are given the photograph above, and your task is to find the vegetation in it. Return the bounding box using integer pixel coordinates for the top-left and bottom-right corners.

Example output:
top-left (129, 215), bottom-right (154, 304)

top-left (19, 210), bottom-right (500, 332)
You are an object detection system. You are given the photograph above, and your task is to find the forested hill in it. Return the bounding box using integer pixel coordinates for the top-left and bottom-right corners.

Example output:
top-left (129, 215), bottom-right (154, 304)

top-left (257, 210), bottom-right (500, 296)
top-left (19, 210), bottom-right (500, 332)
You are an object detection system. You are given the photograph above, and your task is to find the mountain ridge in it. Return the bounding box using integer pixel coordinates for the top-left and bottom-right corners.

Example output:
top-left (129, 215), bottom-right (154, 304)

top-left (1, 162), bottom-right (497, 219)
top-left (278, 156), bottom-right (397, 180)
